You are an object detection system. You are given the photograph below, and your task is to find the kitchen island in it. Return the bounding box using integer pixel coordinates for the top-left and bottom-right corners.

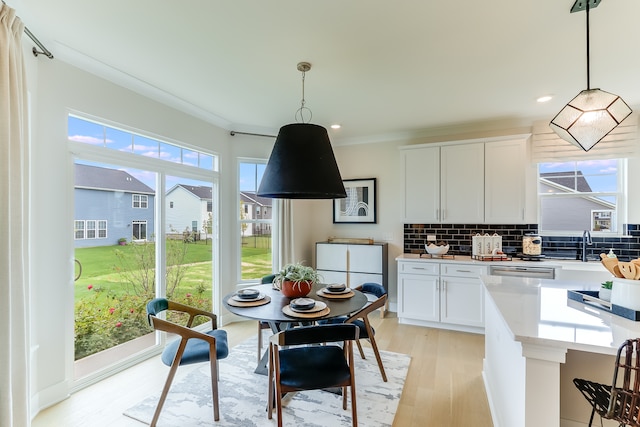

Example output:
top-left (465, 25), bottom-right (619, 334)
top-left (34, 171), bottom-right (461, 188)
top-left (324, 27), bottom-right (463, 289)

top-left (482, 275), bottom-right (640, 427)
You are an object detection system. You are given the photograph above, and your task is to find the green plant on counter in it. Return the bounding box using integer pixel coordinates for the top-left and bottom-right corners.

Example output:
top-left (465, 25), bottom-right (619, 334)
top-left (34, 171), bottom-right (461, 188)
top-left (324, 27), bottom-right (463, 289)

top-left (601, 280), bottom-right (613, 290)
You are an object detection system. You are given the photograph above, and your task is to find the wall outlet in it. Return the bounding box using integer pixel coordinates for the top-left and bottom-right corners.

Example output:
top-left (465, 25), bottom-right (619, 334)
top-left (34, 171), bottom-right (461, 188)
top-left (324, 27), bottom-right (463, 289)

top-left (427, 235), bottom-right (437, 242)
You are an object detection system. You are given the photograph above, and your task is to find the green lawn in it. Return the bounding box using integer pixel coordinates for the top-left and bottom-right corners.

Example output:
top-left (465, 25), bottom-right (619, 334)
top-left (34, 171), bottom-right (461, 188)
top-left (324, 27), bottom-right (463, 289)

top-left (74, 239), bottom-right (272, 300)
top-left (74, 241), bottom-right (214, 301)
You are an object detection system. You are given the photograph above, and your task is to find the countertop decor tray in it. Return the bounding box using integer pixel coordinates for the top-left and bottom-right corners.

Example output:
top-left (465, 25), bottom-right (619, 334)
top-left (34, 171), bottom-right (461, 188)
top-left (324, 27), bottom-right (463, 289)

top-left (567, 290), bottom-right (640, 321)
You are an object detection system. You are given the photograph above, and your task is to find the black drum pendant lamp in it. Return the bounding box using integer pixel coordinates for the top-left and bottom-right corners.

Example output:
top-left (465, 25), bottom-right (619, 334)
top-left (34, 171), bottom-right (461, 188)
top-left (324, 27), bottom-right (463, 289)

top-left (549, 0), bottom-right (632, 152)
top-left (257, 62), bottom-right (346, 199)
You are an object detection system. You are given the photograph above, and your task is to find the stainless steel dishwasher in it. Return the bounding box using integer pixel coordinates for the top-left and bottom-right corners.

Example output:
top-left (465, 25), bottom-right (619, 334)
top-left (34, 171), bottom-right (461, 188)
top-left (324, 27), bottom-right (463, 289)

top-left (489, 264), bottom-right (556, 279)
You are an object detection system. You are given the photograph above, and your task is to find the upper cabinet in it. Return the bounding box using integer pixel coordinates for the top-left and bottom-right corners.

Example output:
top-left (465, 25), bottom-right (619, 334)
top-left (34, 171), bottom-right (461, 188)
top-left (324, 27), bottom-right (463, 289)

top-left (402, 145), bottom-right (440, 223)
top-left (441, 142), bottom-right (484, 223)
top-left (484, 138), bottom-right (527, 223)
top-left (401, 135), bottom-right (532, 224)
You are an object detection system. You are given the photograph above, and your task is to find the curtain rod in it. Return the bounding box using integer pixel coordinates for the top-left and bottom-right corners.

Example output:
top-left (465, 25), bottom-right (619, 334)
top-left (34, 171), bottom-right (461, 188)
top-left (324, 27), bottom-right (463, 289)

top-left (2, 1), bottom-right (53, 59)
top-left (230, 131), bottom-right (276, 138)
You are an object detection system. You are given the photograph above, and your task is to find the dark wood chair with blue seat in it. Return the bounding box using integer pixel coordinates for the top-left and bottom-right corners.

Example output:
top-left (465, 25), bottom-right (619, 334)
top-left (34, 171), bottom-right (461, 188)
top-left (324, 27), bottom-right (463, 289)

top-left (267, 323), bottom-right (359, 427)
top-left (573, 338), bottom-right (640, 427)
top-left (318, 282), bottom-right (388, 381)
top-left (146, 298), bottom-right (229, 426)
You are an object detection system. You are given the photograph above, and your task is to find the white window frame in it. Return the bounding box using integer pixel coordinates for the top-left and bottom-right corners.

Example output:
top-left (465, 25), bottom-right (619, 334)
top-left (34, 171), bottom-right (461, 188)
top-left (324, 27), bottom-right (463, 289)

top-left (132, 194), bottom-right (148, 209)
top-left (75, 220), bottom-right (85, 239)
top-left (537, 158), bottom-right (627, 236)
top-left (86, 220), bottom-right (97, 239)
top-left (98, 220), bottom-right (107, 238)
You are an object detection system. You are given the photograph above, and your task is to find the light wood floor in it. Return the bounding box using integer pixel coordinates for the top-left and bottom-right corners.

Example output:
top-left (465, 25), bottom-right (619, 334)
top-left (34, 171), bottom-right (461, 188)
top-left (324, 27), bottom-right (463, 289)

top-left (33, 314), bottom-right (494, 427)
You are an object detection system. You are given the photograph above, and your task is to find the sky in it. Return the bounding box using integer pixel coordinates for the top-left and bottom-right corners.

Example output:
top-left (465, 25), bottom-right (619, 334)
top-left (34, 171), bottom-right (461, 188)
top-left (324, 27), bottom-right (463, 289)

top-left (69, 115), bottom-right (226, 190)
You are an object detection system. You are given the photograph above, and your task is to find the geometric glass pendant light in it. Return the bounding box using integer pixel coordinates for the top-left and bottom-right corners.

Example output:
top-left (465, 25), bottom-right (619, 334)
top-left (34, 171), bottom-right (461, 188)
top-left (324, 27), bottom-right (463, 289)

top-left (549, 0), bottom-right (632, 152)
top-left (258, 62), bottom-right (346, 199)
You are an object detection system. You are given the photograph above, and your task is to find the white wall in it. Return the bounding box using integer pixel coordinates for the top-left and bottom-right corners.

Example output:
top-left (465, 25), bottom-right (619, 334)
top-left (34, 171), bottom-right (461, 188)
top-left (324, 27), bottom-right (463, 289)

top-left (302, 140), bottom-right (406, 305)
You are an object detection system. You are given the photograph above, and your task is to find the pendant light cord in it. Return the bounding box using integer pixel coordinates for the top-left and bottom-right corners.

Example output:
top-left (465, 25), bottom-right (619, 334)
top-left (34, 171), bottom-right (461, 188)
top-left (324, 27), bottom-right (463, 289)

top-left (586, 0), bottom-right (590, 90)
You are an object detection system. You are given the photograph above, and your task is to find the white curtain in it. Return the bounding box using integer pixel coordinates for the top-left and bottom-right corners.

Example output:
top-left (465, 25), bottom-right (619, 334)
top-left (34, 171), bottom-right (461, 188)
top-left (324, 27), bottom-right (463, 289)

top-left (0, 4), bottom-right (31, 427)
top-left (272, 199), bottom-right (295, 270)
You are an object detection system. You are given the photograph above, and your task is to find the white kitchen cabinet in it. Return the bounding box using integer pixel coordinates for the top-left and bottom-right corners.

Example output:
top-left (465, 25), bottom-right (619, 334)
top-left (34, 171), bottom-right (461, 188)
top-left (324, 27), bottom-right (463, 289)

top-left (400, 134), bottom-right (531, 224)
top-left (439, 264), bottom-right (485, 328)
top-left (315, 241), bottom-right (388, 292)
top-left (402, 145), bottom-right (440, 223)
top-left (397, 259), bottom-right (486, 333)
top-left (484, 138), bottom-right (527, 224)
top-left (397, 261), bottom-right (439, 322)
top-left (440, 142), bottom-right (484, 223)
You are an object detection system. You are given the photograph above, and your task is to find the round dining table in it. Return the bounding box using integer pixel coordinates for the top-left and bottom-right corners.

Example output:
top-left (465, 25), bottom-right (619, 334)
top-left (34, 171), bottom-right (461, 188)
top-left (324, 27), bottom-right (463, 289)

top-left (223, 283), bottom-right (368, 374)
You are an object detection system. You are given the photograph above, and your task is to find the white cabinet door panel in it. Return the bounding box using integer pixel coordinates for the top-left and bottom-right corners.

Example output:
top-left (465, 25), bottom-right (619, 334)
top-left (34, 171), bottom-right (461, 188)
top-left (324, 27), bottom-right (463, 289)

top-left (485, 138), bottom-right (527, 224)
top-left (398, 274), bottom-right (439, 322)
top-left (440, 276), bottom-right (484, 327)
top-left (402, 146), bottom-right (440, 222)
top-left (348, 245), bottom-right (382, 274)
top-left (440, 143), bottom-right (484, 223)
top-left (316, 244), bottom-right (348, 271)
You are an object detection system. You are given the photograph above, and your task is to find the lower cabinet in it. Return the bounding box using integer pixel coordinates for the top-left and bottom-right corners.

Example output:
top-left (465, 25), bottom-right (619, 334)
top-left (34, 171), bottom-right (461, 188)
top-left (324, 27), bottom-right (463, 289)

top-left (397, 260), bottom-right (487, 333)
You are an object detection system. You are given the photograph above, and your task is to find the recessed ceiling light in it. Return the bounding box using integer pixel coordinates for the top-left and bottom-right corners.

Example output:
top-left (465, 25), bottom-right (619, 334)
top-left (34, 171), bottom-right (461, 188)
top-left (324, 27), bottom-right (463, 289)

top-left (537, 95), bottom-right (553, 103)
top-left (331, 124), bottom-right (341, 129)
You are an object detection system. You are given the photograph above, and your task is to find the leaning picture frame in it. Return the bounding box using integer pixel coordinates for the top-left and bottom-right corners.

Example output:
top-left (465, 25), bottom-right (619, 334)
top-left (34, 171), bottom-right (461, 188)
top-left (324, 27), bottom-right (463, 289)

top-left (333, 178), bottom-right (377, 224)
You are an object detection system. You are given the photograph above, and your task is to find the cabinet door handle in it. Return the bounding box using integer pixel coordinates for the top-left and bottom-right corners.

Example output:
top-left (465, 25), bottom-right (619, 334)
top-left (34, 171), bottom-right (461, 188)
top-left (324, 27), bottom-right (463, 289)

top-left (455, 269), bottom-right (472, 273)
top-left (435, 209), bottom-right (439, 221)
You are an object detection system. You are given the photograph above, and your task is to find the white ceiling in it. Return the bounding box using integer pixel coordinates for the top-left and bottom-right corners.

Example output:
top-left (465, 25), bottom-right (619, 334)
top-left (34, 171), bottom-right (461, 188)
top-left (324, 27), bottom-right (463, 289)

top-left (17, 0), bottom-right (640, 144)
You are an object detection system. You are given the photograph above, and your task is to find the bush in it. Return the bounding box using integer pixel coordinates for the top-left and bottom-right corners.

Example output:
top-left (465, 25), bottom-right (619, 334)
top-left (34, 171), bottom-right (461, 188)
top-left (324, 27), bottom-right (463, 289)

top-left (74, 284), bottom-right (211, 360)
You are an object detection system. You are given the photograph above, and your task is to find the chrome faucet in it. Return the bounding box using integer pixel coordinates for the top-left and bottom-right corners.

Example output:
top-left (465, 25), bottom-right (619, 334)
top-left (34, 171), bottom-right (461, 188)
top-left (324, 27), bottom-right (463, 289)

top-left (582, 230), bottom-right (593, 262)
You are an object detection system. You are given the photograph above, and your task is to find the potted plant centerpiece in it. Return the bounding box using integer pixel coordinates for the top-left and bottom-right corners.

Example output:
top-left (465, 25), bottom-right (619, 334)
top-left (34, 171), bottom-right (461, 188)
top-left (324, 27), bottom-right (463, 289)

top-left (273, 262), bottom-right (321, 298)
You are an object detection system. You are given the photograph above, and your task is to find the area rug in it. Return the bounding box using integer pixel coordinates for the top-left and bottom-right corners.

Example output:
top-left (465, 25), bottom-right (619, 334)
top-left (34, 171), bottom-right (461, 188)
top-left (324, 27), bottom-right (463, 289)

top-left (124, 335), bottom-right (411, 426)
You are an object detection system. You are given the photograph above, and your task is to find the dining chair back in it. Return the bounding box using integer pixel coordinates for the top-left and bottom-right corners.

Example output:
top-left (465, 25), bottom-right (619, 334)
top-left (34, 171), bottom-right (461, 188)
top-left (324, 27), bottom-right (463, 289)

top-left (319, 282), bottom-right (388, 381)
top-left (146, 298), bottom-right (229, 426)
top-left (574, 338), bottom-right (640, 426)
top-left (267, 323), bottom-right (359, 427)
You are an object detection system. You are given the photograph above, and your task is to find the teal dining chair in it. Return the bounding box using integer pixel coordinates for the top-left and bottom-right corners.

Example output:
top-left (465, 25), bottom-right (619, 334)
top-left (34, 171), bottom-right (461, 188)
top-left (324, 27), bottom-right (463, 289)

top-left (146, 298), bottom-right (229, 426)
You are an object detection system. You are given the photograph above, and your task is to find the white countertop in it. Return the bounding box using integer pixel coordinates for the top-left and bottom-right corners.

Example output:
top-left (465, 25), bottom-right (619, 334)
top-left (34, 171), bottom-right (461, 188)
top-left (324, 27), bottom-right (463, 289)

top-left (395, 253), bottom-right (611, 272)
top-left (481, 275), bottom-right (640, 355)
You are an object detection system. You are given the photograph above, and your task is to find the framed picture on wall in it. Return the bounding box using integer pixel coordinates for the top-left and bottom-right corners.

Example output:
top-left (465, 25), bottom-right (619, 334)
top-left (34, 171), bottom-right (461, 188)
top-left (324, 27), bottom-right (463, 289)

top-left (333, 178), bottom-right (377, 224)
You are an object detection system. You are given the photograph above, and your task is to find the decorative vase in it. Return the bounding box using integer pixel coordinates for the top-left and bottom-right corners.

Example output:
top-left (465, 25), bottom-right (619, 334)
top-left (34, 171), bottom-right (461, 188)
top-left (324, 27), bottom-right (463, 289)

top-left (599, 288), bottom-right (612, 302)
top-left (280, 280), bottom-right (313, 298)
